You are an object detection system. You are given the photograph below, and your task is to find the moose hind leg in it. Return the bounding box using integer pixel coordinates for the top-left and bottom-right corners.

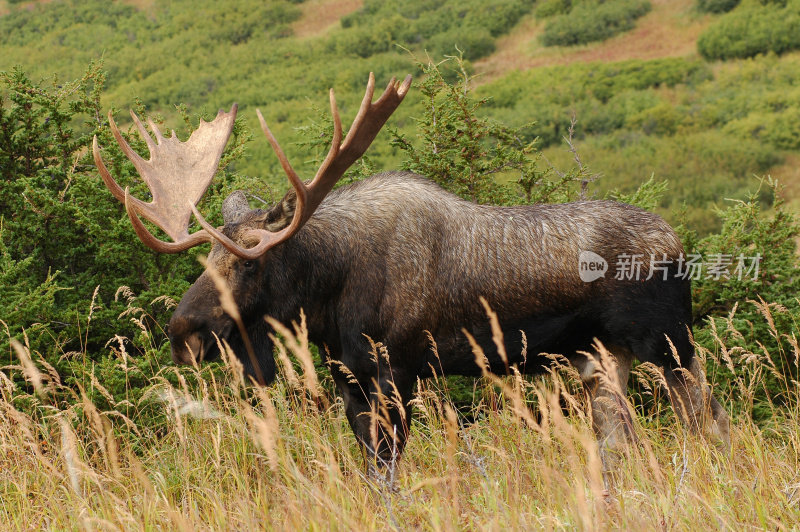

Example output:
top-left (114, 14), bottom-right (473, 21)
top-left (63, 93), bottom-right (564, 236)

top-left (665, 356), bottom-right (731, 451)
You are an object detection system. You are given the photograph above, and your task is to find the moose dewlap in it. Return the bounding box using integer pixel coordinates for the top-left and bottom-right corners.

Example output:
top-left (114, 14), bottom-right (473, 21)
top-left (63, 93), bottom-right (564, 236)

top-left (92, 73), bottom-right (729, 464)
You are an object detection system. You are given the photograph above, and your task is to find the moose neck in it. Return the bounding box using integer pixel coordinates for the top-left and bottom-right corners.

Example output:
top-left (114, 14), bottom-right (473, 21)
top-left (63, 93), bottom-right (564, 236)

top-left (259, 208), bottom-right (356, 345)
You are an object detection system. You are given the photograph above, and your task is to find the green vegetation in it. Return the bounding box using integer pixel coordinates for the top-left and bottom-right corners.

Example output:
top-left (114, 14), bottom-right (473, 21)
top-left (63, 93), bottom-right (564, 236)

top-left (698, 0), bottom-right (800, 60)
top-left (481, 54), bottom-right (800, 230)
top-left (482, 57), bottom-right (712, 145)
top-left (0, 0), bottom-right (534, 180)
top-left (690, 188), bottom-right (800, 417)
top-left (338, 0), bottom-right (533, 60)
top-left (393, 60), bottom-right (547, 205)
top-left (539, 0), bottom-right (652, 47)
top-left (696, 0), bottom-right (741, 13)
top-left (535, 0), bottom-right (573, 17)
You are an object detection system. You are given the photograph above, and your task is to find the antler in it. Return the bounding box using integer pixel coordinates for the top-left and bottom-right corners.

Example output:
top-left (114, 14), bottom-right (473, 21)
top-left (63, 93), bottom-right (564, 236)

top-left (94, 73), bottom-right (410, 259)
top-left (191, 72), bottom-right (413, 260)
top-left (93, 105), bottom-right (238, 253)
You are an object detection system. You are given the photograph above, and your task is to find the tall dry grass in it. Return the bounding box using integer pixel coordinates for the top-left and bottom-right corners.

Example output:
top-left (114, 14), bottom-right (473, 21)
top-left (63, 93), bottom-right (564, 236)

top-left (2, 300), bottom-right (800, 530)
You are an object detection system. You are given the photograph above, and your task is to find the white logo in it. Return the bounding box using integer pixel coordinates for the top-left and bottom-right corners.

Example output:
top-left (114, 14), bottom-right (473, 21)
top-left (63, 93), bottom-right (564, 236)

top-left (579, 250), bottom-right (608, 282)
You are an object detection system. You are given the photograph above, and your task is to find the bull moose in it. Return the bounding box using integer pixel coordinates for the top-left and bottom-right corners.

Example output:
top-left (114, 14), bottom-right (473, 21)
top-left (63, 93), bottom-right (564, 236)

top-left (93, 74), bottom-right (730, 463)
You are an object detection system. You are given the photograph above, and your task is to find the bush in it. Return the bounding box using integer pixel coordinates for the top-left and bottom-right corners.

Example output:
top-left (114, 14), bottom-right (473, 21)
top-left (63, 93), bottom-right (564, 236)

top-left (626, 102), bottom-right (682, 136)
top-left (722, 108), bottom-right (800, 150)
top-left (540, 0), bottom-right (652, 47)
top-left (425, 28), bottom-right (496, 60)
top-left (333, 15), bottom-right (406, 58)
top-left (333, 0), bottom-right (532, 60)
top-left (391, 56), bottom-right (574, 205)
top-left (696, 0), bottom-right (740, 13)
top-left (535, 0), bottom-right (572, 17)
top-left (687, 184), bottom-right (800, 415)
top-left (698, 2), bottom-right (800, 60)
top-left (0, 64), bottom-right (253, 361)
top-left (0, 223), bottom-right (64, 347)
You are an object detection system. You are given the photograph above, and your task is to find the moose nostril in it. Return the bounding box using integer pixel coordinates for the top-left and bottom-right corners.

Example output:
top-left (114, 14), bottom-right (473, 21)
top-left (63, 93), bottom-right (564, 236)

top-left (171, 332), bottom-right (203, 365)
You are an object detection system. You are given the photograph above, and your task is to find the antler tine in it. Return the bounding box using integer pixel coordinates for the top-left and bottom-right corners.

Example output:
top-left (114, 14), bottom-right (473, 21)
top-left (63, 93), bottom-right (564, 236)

top-left (129, 110), bottom-right (157, 155)
top-left (256, 108), bottom-right (306, 198)
top-left (93, 132), bottom-right (150, 214)
top-left (339, 72), bottom-right (378, 151)
top-left (255, 107), bottom-right (312, 250)
top-left (146, 116), bottom-right (168, 144)
top-left (242, 73), bottom-right (410, 259)
top-left (330, 87), bottom-right (344, 149)
top-left (382, 74), bottom-right (412, 102)
top-left (312, 87), bottom-right (345, 192)
top-left (107, 111), bottom-right (149, 181)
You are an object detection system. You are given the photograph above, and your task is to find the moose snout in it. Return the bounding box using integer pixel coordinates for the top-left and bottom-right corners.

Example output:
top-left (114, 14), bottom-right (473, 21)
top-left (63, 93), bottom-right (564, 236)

top-left (168, 307), bottom-right (233, 365)
top-left (168, 314), bottom-right (208, 365)
top-left (171, 332), bottom-right (204, 365)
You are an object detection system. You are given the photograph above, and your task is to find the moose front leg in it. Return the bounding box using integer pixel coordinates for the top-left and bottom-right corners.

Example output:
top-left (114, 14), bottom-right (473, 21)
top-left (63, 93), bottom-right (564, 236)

top-left (332, 367), bottom-right (416, 466)
top-left (571, 347), bottom-right (636, 470)
top-left (665, 357), bottom-right (731, 451)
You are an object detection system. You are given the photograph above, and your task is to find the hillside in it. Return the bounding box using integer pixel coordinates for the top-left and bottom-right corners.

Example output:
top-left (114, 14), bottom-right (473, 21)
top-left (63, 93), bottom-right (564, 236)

top-left (2, 0), bottom-right (798, 230)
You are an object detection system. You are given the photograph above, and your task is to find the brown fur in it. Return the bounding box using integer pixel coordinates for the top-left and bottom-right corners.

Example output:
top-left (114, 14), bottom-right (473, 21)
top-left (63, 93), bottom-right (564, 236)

top-left (170, 171), bottom-right (730, 461)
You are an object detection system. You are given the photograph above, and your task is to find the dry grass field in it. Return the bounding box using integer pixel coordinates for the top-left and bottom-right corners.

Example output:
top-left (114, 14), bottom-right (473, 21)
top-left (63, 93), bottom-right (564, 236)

top-left (2, 301), bottom-right (799, 530)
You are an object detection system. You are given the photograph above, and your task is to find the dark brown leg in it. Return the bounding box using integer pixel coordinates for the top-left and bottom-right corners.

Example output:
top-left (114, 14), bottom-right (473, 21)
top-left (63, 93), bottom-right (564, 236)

top-left (573, 347), bottom-right (636, 468)
top-left (665, 357), bottom-right (731, 451)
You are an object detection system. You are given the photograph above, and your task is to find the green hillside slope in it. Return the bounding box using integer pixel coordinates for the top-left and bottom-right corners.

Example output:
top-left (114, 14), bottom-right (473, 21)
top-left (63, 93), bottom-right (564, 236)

top-left (0, 0), bottom-right (532, 180)
top-left (3, 0), bottom-right (799, 354)
top-left (3, 0), bottom-right (799, 232)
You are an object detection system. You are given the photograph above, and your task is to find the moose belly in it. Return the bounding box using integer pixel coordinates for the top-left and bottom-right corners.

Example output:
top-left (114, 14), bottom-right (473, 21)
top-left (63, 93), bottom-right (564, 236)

top-left (422, 309), bottom-right (603, 377)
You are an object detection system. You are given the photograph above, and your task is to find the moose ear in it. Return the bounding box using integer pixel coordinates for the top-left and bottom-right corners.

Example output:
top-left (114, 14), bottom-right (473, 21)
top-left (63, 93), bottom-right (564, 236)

top-left (262, 189), bottom-right (298, 232)
top-left (222, 190), bottom-right (250, 225)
